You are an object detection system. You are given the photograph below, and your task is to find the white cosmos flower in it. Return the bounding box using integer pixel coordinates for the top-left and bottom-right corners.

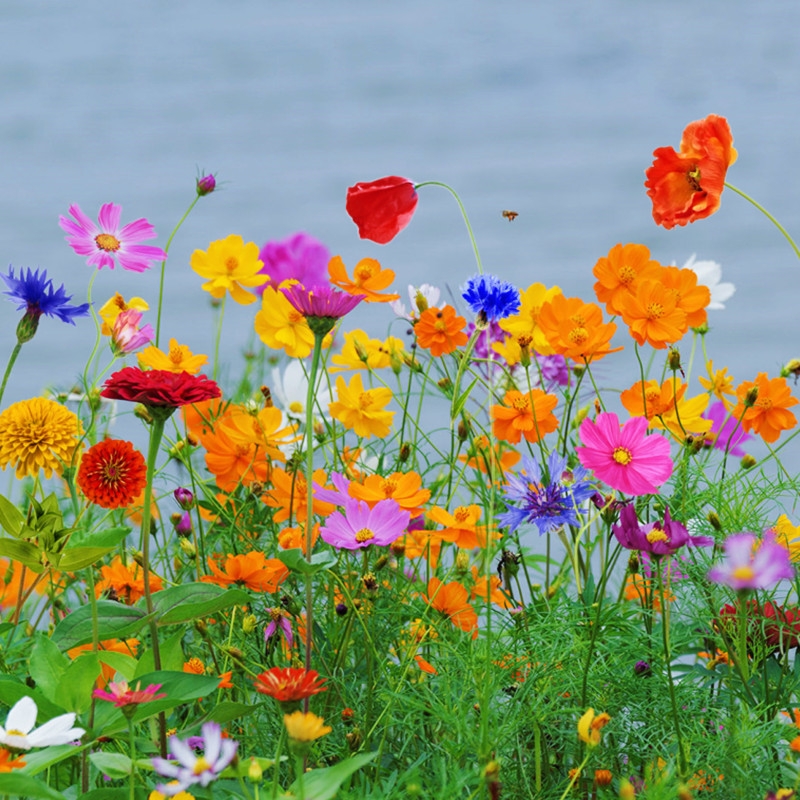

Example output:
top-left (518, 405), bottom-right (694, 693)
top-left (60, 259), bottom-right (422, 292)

top-left (390, 283), bottom-right (441, 321)
top-left (0, 696), bottom-right (84, 750)
top-left (271, 360), bottom-right (332, 421)
top-left (680, 254), bottom-right (736, 310)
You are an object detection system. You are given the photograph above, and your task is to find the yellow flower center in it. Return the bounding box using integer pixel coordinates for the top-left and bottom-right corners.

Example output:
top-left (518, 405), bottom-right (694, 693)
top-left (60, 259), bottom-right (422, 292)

top-left (646, 530), bottom-right (669, 544)
top-left (193, 756), bottom-right (212, 776)
top-left (168, 345), bottom-right (184, 365)
top-left (568, 327), bottom-right (588, 346)
top-left (732, 565), bottom-right (755, 582)
top-left (355, 527), bottom-right (375, 543)
top-left (618, 265), bottom-right (637, 284)
top-left (756, 397), bottom-right (773, 410)
top-left (235, 444), bottom-right (250, 458)
top-left (288, 310), bottom-right (304, 324)
top-left (646, 302), bottom-right (664, 320)
top-left (289, 401), bottom-right (304, 414)
top-left (95, 233), bottom-right (121, 252)
top-left (5, 730), bottom-right (24, 737)
top-left (225, 256), bottom-right (239, 273)
top-left (612, 447), bottom-right (632, 465)
top-left (511, 396), bottom-right (529, 411)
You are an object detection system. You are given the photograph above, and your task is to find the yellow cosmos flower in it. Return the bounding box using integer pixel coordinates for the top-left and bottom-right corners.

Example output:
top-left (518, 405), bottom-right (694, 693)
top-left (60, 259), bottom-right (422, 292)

top-left (499, 282), bottom-right (562, 355)
top-left (577, 708), bottom-right (610, 747)
top-left (283, 711), bottom-right (332, 742)
top-left (774, 514), bottom-right (800, 562)
top-left (98, 293), bottom-right (149, 336)
top-left (190, 234), bottom-right (267, 305)
top-left (254, 287), bottom-right (314, 358)
top-left (137, 339), bottom-right (208, 374)
top-left (328, 329), bottom-right (406, 373)
top-left (699, 360), bottom-right (736, 408)
top-left (329, 373), bottom-right (394, 438)
top-left (0, 397), bottom-right (84, 479)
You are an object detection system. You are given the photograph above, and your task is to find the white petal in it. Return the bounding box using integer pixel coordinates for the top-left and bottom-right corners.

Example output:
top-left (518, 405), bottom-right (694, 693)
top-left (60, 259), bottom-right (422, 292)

top-left (27, 714), bottom-right (83, 747)
top-left (5, 696), bottom-right (37, 735)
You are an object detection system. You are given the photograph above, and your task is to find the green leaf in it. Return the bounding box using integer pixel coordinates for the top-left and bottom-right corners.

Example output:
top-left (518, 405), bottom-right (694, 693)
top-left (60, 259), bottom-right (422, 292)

top-left (0, 494), bottom-right (25, 537)
top-left (143, 582), bottom-right (251, 625)
top-left (0, 676), bottom-right (65, 719)
top-left (287, 752), bottom-right (377, 800)
top-left (95, 649), bottom-right (138, 682)
top-left (134, 630), bottom-right (185, 677)
top-left (88, 751), bottom-right (132, 778)
top-left (29, 635), bottom-right (69, 707)
top-left (51, 601), bottom-right (151, 651)
top-left (452, 376), bottom-right (479, 421)
top-left (56, 546), bottom-right (118, 571)
top-left (20, 743), bottom-right (90, 777)
top-left (0, 538), bottom-right (44, 570)
top-left (278, 548), bottom-right (338, 576)
top-left (0, 773), bottom-right (68, 799)
top-left (200, 700), bottom-right (258, 725)
top-left (60, 653), bottom-right (101, 713)
top-left (68, 525), bottom-right (129, 549)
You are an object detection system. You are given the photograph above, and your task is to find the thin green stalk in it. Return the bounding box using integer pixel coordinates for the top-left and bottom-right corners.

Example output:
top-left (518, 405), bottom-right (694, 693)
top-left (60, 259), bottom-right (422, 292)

top-left (0, 342), bottom-right (22, 407)
top-left (128, 718), bottom-right (137, 800)
top-left (212, 295), bottom-right (228, 382)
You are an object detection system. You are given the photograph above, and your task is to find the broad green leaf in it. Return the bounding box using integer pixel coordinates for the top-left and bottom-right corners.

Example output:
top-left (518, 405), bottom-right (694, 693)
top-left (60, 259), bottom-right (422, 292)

top-left (143, 582), bottom-right (250, 625)
top-left (0, 538), bottom-right (44, 570)
top-left (51, 601), bottom-right (151, 651)
top-left (20, 743), bottom-right (90, 777)
top-left (29, 635), bottom-right (69, 707)
top-left (219, 754), bottom-right (279, 779)
top-left (0, 773), bottom-right (67, 799)
top-left (278, 548), bottom-right (338, 576)
top-left (134, 630), bottom-right (185, 677)
top-left (0, 677), bottom-right (64, 718)
top-left (452, 376), bottom-right (479, 421)
top-left (88, 751), bottom-right (132, 778)
top-left (200, 700), bottom-right (258, 725)
top-left (287, 752), bottom-right (377, 800)
top-left (57, 546), bottom-right (117, 571)
top-left (0, 494), bottom-right (25, 537)
top-left (68, 525), bottom-right (129, 549)
top-left (95, 650), bottom-right (138, 682)
top-left (60, 653), bottom-right (101, 713)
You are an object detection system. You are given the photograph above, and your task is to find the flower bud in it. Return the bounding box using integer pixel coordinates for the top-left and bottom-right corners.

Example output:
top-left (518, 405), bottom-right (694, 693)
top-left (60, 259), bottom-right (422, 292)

top-left (247, 757), bottom-right (263, 783)
top-left (707, 512), bottom-right (722, 531)
top-left (399, 442), bottom-right (411, 462)
top-left (619, 779), bottom-right (636, 800)
top-left (178, 538), bottom-right (196, 558)
top-left (196, 173), bottom-right (217, 196)
top-left (174, 487), bottom-right (194, 510)
top-left (743, 386), bottom-right (759, 407)
top-left (667, 347), bottom-right (682, 372)
top-left (173, 512), bottom-right (192, 537)
top-left (633, 660), bottom-right (651, 676)
top-left (16, 310), bottom-right (40, 344)
top-left (455, 550), bottom-right (470, 573)
top-left (594, 769), bottom-right (612, 787)
top-left (242, 613), bottom-right (258, 634)
top-left (741, 454), bottom-right (757, 470)
top-left (373, 554), bottom-right (389, 571)
top-left (781, 358), bottom-right (800, 381)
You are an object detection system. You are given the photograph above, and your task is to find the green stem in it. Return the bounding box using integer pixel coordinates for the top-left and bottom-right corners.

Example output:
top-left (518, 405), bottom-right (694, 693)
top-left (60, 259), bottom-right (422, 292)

top-left (128, 718), bottom-right (137, 800)
top-left (0, 342), bottom-right (22, 407)
top-left (212, 295), bottom-right (228, 382)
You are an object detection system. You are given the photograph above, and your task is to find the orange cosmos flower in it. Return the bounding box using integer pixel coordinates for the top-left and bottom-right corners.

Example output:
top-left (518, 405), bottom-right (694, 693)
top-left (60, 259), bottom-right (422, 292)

top-left (278, 523), bottom-right (320, 554)
top-left (327, 255), bottom-right (400, 302)
top-left (95, 556), bottom-right (163, 605)
top-left (491, 388), bottom-right (559, 445)
top-left (398, 526), bottom-right (442, 568)
top-left (593, 243), bottom-right (663, 316)
top-left (458, 434), bottom-right (520, 475)
top-left (427, 504), bottom-right (498, 550)
top-left (537, 294), bottom-right (619, 362)
top-left (219, 405), bottom-right (299, 460)
top-left (200, 551), bottom-right (289, 592)
top-left (645, 114), bottom-right (737, 229)
top-left (731, 373), bottom-right (798, 443)
top-left (263, 467), bottom-right (335, 523)
top-left (414, 305), bottom-right (469, 357)
top-left (182, 397), bottom-right (228, 442)
top-left (498, 282), bottom-right (563, 355)
top-left (347, 471), bottom-right (430, 517)
top-left (470, 566), bottom-right (514, 609)
top-left (616, 279), bottom-right (687, 349)
top-left (699, 360), bottom-right (736, 408)
top-left (76, 438), bottom-right (147, 509)
top-left (660, 266), bottom-right (711, 330)
top-left (329, 373), bottom-right (394, 439)
top-left (202, 421), bottom-right (271, 492)
top-left (424, 578), bottom-right (478, 636)
top-left (0, 748), bottom-right (25, 773)
top-left (620, 379), bottom-right (711, 438)
top-left (0, 559), bottom-right (57, 610)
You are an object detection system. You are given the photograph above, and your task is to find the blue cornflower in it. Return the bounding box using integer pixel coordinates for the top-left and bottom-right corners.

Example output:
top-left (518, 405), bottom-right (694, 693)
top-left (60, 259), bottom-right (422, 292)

top-left (497, 451), bottom-right (595, 535)
top-left (461, 273), bottom-right (520, 322)
top-left (2, 267), bottom-right (89, 343)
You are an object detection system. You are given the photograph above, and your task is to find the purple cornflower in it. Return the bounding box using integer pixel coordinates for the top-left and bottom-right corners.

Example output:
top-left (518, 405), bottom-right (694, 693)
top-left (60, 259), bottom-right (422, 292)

top-left (320, 497), bottom-right (410, 550)
top-left (152, 722), bottom-right (238, 795)
top-left (465, 320), bottom-right (505, 361)
top-left (59, 202), bottom-right (167, 273)
top-left (264, 607), bottom-right (293, 648)
top-left (256, 232), bottom-right (330, 293)
top-left (703, 400), bottom-right (752, 457)
top-left (497, 451), bottom-right (595, 535)
top-left (280, 284), bottom-right (365, 337)
top-left (612, 505), bottom-right (713, 556)
top-left (461, 273), bottom-right (520, 322)
top-left (110, 308), bottom-right (153, 355)
top-left (708, 532), bottom-right (794, 590)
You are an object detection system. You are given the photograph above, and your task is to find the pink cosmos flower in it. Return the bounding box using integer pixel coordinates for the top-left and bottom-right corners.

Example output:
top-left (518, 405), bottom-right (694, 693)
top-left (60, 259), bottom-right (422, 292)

top-left (256, 232), bottom-right (330, 293)
top-left (93, 680), bottom-right (166, 708)
top-left (320, 496), bottom-right (410, 550)
top-left (613, 504), bottom-right (712, 555)
top-left (59, 202), bottom-right (167, 273)
top-left (708, 532), bottom-right (794, 590)
top-left (110, 308), bottom-right (154, 355)
top-left (576, 412), bottom-right (673, 496)
top-left (281, 283), bottom-right (365, 319)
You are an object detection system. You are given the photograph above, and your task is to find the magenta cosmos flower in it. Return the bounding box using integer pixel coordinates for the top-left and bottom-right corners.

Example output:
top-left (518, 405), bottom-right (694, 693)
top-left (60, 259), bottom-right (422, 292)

top-left (320, 496), bottom-right (410, 550)
top-left (576, 412), bottom-right (673, 496)
top-left (613, 504), bottom-right (712, 556)
top-left (708, 532), bottom-right (794, 590)
top-left (281, 283), bottom-right (365, 337)
top-left (256, 232), bottom-right (331, 293)
top-left (59, 202), bottom-right (167, 273)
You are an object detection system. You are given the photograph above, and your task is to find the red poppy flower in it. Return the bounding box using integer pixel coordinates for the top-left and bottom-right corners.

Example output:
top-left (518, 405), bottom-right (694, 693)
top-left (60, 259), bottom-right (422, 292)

top-left (345, 176), bottom-right (418, 244)
top-left (253, 667), bottom-right (327, 702)
top-left (77, 439), bottom-right (147, 509)
top-left (644, 115), bottom-right (737, 229)
top-left (101, 367), bottom-right (221, 409)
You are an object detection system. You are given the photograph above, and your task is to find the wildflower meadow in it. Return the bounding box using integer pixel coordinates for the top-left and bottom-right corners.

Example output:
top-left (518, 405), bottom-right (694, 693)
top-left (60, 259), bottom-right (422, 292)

top-left (0, 115), bottom-right (799, 799)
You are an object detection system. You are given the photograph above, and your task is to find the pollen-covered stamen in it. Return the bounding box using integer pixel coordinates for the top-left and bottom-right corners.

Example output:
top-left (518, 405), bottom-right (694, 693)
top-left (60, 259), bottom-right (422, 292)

top-left (95, 233), bottom-right (121, 252)
top-left (382, 478), bottom-right (398, 497)
top-left (568, 327), bottom-right (588, 346)
top-left (193, 756), bottom-right (212, 776)
top-left (732, 565), bottom-right (755, 582)
top-left (645, 302), bottom-right (664, 320)
top-left (511, 396), bottom-right (529, 411)
top-left (358, 392), bottom-right (374, 410)
top-left (612, 446), bottom-right (633, 465)
top-left (618, 265), bottom-right (637, 285)
top-left (646, 529), bottom-right (669, 544)
top-left (686, 166), bottom-right (702, 191)
top-left (355, 527), bottom-right (375, 543)
top-left (454, 506), bottom-right (471, 523)
top-left (288, 401), bottom-right (304, 414)
top-left (355, 263), bottom-right (376, 283)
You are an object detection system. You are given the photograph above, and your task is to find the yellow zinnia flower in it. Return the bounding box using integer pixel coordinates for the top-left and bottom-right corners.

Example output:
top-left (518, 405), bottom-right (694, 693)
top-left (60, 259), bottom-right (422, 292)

top-left (0, 397), bottom-right (83, 478)
top-left (283, 711), bottom-right (331, 742)
top-left (254, 287), bottom-right (314, 358)
top-left (137, 339), bottom-right (208, 374)
top-left (329, 373), bottom-right (394, 439)
top-left (577, 708), bottom-right (610, 747)
top-left (190, 234), bottom-right (267, 305)
top-left (98, 293), bottom-right (149, 336)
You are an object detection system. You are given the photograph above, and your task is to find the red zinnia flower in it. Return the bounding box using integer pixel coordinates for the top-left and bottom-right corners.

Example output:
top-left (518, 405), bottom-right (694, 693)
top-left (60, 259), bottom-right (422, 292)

top-left (253, 667), bottom-right (328, 703)
top-left (77, 439), bottom-right (147, 509)
top-left (345, 176), bottom-right (418, 244)
top-left (101, 367), bottom-right (221, 410)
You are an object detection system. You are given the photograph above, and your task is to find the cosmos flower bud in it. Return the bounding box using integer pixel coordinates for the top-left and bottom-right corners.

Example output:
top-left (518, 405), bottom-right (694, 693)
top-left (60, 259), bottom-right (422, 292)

top-left (179, 538), bottom-right (196, 557)
top-left (455, 551), bottom-right (470, 573)
top-left (16, 311), bottom-right (40, 344)
top-left (248, 757), bottom-right (263, 783)
top-left (744, 386), bottom-right (759, 407)
top-left (707, 512), bottom-right (722, 531)
top-left (668, 347), bottom-right (682, 372)
top-left (196, 173), bottom-right (217, 196)
top-left (741, 454), bottom-right (757, 469)
top-left (780, 358), bottom-right (800, 381)
top-left (174, 486), bottom-right (194, 510)
top-left (173, 511), bottom-right (192, 537)
top-left (633, 660), bottom-right (651, 676)
top-left (242, 614), bottom-right (259, 634)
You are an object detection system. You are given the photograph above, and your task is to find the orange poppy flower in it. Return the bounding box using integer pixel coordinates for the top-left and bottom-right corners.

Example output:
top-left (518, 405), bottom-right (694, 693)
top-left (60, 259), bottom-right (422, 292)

top-left (200, 551), bottom-right (289, 592)
top-left (645, 114), bottom-right (737, 229)
top-left (424, 578), bottom-right (478, 636)
top-left (537, 295), bottom-right (619, 362)
top-left (593, 243), bottom-right (663, 316)
top-left (414, 305), bottom-right (469, 357)
top-left (262, 467), bottom-right (335, 523)
top-left (660, 266), bottom-right (711, 330)
top-left (95, 556), bottom-right (163, 605)
top-left (347, 471), bottom-right (430, 517)
top-left (491, 388), bottom-right (559, 445)
top-left (327, 255), bottom-right (400, 302)
top-left (426, 504), bottom-right (498, 550)
top-left (470, 566), bottom-right (514, 609)
top-left (616, 279), bottom-right (688, 349)
top-left (731, 373), bottom-right (798, 443)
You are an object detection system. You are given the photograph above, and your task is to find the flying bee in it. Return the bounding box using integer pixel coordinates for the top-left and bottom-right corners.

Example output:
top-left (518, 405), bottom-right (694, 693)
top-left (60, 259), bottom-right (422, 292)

top-left (501, 210), bottom-right (518, 221)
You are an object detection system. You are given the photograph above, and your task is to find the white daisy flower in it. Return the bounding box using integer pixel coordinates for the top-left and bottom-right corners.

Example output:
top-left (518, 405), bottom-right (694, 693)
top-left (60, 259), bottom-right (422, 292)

top-left (390, 283), bottom-right (441, 321)
top-left (271, 360), bottom-right (332, 421)
top-left (0, 696), bottom-right (84, 750)
top-left (681, 254), bottom-right (736, 310)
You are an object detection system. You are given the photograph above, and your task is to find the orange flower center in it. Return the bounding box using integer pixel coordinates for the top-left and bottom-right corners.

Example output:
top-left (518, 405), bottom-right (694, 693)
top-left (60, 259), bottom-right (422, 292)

top-left (358, 392), bottom-right (374, 410)
top-left (168, 345), bottom-right (183, 365)
top-left (612, 447), bottom-right (632, 465)
top-left (618, 265), bottom-right (637, 284)
top-left (95, 233), bottom-right (121, 252)
top-left (100, 455), bottom-right (127, 487)
top-left (434, 320), bottom-right (447, 333)
top-left (288, 310), bottom-right (304, 324)
top-left (646, 530), bottom-right (669, 544)
top-left (225, 256), bottom-right (239, 273)
top-left (235, 444), bottom-right (250, 457)
top-left (511, 396), bottom-right (529, 411)
top-left (355, 263), bottom-right (377, 283)
top-left (645, 302), bottom-right (664, 320)
top-left (568, 327), bottom-right (588, 346)
top-left (356, 527), bottom-right (375, 543)
top-left (454, 507), bottom-right (470, 523)
top-left (686, 166), bottom-right (702, 191)
top-left (382, 478), bottom-right (397, 497)
top-left (755, 397), bottom-right (773, 410)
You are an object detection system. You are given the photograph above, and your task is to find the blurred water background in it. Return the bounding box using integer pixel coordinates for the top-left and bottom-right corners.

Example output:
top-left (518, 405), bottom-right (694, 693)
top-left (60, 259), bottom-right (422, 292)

top-left (1, 1), bottom-right (799, 473)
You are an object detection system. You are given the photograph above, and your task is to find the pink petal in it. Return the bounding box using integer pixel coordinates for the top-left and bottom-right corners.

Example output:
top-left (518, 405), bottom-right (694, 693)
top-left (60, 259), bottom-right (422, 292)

top-left (97, 202), bottom-right (122, 232)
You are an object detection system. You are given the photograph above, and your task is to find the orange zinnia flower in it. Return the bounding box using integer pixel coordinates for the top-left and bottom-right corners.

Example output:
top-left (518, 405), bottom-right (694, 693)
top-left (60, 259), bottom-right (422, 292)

top-left (327, 255), bottom-right (400, 302)
top-left (731, 373), bottom-right (798, 444)
top-left (593, 243), bottom-right (663, 316)
top-left (414, 305), bottom-right (469, 357)
top-left (491, 388), bottom-right (559, 445)
top-left (645, 114), bottom-right (737, 229)
top-left (253, 666), bottom-right (327, 703)
top-left (426, 504), bottom-right (498, 550)
top-left (77, 439), bottom-right (147, 510)
top-left (537, 294), bottom-right (619, 362)
top-left (348, 471), bottom-right (430, 517)
top-left (660, 266), bottom-right (711, 330)
top-left (95, 556), bottom-right (163, 605)
top-left (263, 467), bottom-right (335, 523)
top-left (424, 578), bottom-right (478, 636)
top-left (201, 551), bottom-right (289, 592)
top-left (616, 279), bottom-right (688, 349)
